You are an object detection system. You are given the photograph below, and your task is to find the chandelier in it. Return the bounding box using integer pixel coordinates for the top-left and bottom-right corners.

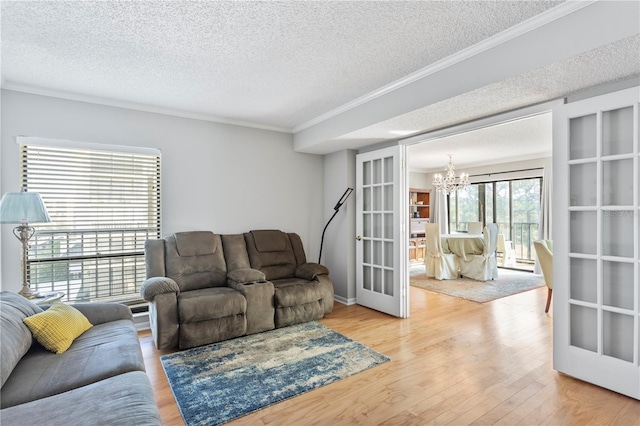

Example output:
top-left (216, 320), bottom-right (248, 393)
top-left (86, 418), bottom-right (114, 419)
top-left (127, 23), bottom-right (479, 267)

top-left (432, 154), bottom-right (469, 195)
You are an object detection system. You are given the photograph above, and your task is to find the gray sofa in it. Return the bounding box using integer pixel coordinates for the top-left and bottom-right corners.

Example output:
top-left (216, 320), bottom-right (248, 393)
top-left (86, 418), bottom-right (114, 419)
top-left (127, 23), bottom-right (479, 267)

top-left (141, 230), bottom-right (334, 350)
top-left (0, 292), bottom-right (161, 426)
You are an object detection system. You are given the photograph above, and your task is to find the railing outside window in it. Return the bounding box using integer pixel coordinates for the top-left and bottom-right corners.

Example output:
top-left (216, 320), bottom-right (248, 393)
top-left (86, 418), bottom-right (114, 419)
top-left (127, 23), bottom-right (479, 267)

top-left (512, 222), bottom-right (538, 262)
top-left (29, 228), bottom-right (156, 302)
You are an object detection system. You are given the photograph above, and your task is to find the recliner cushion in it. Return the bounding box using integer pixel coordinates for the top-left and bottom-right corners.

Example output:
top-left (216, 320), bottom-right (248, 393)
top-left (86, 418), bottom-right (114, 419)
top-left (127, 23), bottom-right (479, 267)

top-left (178, 288), bottom-right (246, 323)
top-left (272, 278), bottom-right (323, 307)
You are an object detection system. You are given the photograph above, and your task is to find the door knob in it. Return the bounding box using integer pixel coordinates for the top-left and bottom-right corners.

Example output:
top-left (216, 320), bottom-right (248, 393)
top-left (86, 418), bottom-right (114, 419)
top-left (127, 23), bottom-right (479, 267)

top-left (356, 235), bottom-right (362, 241)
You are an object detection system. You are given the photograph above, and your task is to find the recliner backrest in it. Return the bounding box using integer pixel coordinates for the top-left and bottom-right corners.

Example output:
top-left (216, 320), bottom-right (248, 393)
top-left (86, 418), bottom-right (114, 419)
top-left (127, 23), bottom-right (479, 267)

top-left (145, 231), bottom-right (227, 291)
top-left (244, 230), bottom-right (307, 281)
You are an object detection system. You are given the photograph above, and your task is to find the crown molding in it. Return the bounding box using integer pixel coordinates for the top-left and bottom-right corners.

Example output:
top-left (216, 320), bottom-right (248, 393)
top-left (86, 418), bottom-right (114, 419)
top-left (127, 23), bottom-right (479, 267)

top-left (1, 82), bottom-right (292, 134)
top-left (292, 0), bottom-right (596, 134)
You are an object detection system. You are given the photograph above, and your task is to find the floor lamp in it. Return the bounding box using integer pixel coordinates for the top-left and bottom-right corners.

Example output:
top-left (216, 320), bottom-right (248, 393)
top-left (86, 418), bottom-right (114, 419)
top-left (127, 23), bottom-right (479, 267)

top-left (318, 188), bottom-right (353, 264)
top-left (0, 188), bottom-right (51, 299)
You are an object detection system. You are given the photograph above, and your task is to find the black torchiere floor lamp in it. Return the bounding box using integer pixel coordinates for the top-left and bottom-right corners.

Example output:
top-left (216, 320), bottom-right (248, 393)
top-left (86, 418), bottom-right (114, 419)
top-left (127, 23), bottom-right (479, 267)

top-left (318, 187), bottom-right (353, 264)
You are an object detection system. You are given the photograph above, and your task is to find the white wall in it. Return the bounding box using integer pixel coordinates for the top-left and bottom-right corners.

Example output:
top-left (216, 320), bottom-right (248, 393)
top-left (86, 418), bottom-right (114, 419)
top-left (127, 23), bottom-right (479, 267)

top-left (0, 90), bottom-right (325, 292)
top-left (409, 171), bottom-right (430, 191)
top-left (323, 150), bottom-right (356, 304)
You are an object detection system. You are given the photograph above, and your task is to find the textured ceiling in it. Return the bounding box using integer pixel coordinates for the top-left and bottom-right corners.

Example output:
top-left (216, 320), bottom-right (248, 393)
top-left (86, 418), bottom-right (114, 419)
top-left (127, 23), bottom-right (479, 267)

top-left (1, 1), bottom-right (639, 166)
top-left (407, 112), bottom-right (552, 173)
top-left (2, 0), bottom-right (562, 130)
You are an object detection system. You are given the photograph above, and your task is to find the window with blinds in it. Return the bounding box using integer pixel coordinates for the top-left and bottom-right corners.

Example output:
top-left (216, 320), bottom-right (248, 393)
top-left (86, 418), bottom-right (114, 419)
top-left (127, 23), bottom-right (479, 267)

top-left (20, 141), bottom-right (161, 304)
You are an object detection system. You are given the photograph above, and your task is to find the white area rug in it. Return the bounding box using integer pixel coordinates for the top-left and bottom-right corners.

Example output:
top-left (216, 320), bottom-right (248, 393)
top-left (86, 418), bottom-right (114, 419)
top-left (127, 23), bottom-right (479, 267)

top-left (410, 264), bottom-right (545, 303)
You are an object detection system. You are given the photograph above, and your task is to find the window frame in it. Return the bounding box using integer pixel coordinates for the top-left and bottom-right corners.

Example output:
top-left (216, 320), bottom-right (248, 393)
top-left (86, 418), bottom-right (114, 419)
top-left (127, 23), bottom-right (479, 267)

top-left (448, 176), bottom-right (542, 263)
top-left (18, 137), bottom-right (161, 304)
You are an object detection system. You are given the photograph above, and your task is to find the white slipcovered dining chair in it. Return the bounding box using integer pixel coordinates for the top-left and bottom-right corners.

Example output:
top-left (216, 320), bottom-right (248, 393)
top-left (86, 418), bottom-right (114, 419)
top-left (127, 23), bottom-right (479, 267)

top-left (424, 223), bottom-right (459, 280)
top-left (467, 222), bottom-right (483, 235)
top-left (497, 234), bottom-right (516, 267)
top-left (534, 239), bottom-right (553, 313)
top-left (459, 223), bottom-right (499, 281)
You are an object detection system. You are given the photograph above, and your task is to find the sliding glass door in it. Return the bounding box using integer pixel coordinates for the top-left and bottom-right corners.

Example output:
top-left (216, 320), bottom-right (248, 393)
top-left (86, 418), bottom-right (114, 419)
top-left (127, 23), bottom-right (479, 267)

top-left (511, 178), bottom-right (541, 261)
top-left (449, 177), bottom-right (542, 268)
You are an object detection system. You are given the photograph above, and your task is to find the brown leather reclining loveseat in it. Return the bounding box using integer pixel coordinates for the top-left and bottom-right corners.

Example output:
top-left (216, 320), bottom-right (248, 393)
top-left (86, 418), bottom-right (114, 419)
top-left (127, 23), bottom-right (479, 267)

top-left (141, 230), bottom-right (333, 350)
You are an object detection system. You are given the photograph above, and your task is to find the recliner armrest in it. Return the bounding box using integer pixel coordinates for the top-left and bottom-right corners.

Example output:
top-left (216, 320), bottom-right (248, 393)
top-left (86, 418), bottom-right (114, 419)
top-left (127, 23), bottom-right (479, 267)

top-left (295, 263), bottom-right (329, 280)
top-left (227, 268), bottom-right (266, 285)
top-left (226, 278), bottom-right (275, 335)
top-left (141, 277), bottom-right (180, 301)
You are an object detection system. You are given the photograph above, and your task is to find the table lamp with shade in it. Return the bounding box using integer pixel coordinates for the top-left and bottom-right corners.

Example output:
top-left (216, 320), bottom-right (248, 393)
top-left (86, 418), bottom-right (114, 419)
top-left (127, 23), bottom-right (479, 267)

top-left (0, 188), bottom-right (51, 299)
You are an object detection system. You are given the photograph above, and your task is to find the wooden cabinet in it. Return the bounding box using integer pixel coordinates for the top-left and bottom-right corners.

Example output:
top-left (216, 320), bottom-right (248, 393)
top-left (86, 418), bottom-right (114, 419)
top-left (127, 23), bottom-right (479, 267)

top-left (409, 188), bottom-right (430, 220)
top-left (409, 188), bottom-right (430, 262)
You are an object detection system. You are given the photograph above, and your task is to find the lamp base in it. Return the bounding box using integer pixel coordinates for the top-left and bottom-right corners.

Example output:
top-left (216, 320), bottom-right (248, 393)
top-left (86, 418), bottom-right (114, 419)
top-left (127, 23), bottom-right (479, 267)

top-left (18, 283), bottom-right (39, 299)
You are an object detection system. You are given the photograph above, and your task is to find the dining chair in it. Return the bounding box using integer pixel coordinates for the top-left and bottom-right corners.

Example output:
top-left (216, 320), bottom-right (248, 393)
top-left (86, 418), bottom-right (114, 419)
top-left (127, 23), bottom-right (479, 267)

top-left (424, 223), bottom-right (459, 280)
top-left (497, 234), bottom-right (516, 267)
top-left (534, 239), bottom-right (553, 313)
top-left (467, 222), bottom-right (483, 235)
top-left (459, 223), bottom-right (499, 281)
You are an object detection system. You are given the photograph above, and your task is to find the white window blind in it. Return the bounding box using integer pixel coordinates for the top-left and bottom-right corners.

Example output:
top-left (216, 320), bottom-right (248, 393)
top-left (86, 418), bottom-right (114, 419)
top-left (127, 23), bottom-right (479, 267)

top-left (20, 142), bottom-right (161, 303)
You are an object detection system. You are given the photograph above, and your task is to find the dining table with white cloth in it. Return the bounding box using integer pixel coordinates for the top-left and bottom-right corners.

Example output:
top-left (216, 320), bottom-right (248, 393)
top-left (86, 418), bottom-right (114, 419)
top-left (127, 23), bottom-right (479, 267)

top-left (441, 234), bottom-right (485, 261)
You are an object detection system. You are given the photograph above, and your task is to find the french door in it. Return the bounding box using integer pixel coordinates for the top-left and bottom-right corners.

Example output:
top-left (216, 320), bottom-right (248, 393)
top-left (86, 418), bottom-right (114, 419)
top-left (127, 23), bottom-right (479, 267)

top-left (553, 86), bottom-right (639, 399)
top-left (355, 146), bottom-right (409, 318)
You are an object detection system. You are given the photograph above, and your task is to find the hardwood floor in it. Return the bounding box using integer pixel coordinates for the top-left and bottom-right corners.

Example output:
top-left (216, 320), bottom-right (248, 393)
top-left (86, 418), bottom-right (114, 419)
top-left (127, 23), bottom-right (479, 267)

top-left (139, 285), bottom-right (640, 425)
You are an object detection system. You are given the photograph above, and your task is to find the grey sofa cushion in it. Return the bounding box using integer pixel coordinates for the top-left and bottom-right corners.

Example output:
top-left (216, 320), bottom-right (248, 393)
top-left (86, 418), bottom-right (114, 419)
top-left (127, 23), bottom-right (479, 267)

top-left (0, 371), bottom-right (161, 426)
top-left (70, 302), bottom-right (133, 325)
top-left (1, 319), bottom-right (145, 408)
top-left (0, 292), bottom-right (43, 388)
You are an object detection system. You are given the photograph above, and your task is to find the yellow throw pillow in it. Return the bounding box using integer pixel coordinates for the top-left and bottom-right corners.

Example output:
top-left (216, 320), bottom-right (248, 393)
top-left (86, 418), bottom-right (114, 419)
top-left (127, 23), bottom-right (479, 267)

top-left (23, 302), bottom-right (93, 354)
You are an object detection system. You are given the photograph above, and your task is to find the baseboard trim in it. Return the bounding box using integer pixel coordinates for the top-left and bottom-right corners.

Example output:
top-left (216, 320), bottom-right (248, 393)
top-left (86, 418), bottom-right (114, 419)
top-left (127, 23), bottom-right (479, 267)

top-left (133, 312), bottom-right (150, 331)
top-left (334, 295), bottom-right (357, 306)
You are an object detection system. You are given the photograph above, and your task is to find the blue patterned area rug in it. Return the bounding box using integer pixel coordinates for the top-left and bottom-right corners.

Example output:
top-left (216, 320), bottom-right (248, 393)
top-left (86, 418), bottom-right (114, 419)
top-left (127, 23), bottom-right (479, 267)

top-left (161, 322), bottom-right (390, 426)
